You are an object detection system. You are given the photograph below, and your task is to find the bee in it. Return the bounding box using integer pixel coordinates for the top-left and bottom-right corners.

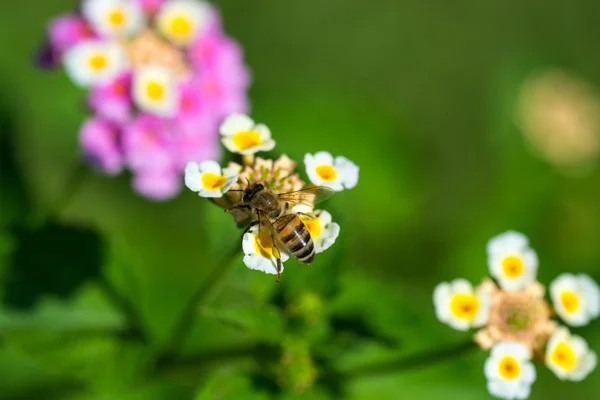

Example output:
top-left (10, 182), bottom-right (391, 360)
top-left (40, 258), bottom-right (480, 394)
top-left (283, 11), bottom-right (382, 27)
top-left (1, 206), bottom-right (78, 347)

top-left (226, 183), bottom-right (334, 282)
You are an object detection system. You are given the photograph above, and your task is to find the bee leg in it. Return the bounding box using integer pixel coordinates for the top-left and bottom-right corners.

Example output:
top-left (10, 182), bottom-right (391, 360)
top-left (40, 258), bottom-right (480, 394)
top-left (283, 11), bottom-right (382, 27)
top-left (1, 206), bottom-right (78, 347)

top-left (241, 220), bottom-right (259, 239)
top-left (275, 258), bottom-right (282, 283)
top-left (296, 212), bottom-right (316, 219)
top-left (269, 230), bottom-right (283, 283)
top-left (225, 203), bottom-right (251, 213)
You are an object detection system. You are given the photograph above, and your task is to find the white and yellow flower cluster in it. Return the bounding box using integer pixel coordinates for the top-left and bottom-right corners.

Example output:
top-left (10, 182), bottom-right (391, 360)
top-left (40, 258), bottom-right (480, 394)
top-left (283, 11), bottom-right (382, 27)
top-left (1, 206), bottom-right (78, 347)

top-left (185, 113), bottom-right (356, 278)
top-left (433, 230), bottom-right (599, 399)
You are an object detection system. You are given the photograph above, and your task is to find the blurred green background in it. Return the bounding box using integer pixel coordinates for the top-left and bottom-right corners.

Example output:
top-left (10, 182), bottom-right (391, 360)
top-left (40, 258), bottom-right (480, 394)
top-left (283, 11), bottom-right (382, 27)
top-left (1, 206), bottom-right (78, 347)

top-left (1, 0), bottom-right (600, 399)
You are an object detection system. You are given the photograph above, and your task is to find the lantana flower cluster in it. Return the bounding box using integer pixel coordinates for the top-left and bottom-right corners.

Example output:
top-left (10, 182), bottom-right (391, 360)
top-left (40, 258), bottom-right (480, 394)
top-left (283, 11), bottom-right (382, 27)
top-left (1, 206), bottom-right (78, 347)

top-left (433, 231), bottom-right (599, 399)
top-left (40, 0), bottom-right (249, 199)
top-left (184, 113), bottom-right (359, 277)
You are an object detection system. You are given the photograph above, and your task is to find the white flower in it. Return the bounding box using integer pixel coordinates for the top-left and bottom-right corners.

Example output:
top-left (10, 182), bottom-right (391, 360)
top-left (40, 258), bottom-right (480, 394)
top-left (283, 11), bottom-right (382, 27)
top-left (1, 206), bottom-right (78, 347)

top-left (484, 341), bottom-right (536, 400)
top-left (220, 114), bottom-right (276, 155)
top-left (132, 64), bottom-right (178, 117)
top-left (242, 226), bottom-right (290, 275)
top-left (156, 0), bottom-right (212, 47)
top-left (304, 152), bottom-right (359, 192)
top-left (292, 204), bottom-right (340, 254)
top-left (433, 279), bottom-right (492, 331)
top-left (550, 273), bottom-right (600, 327)
top-left (184, 161), bottom-right (238, 198)
top-left (63, 40), bottom-right (128, 87)
top-left (545, 327), bottom-right (597, 381)
top-left (82, 0), bottom-right (144, 38)
top-left (487, 231), bottom-right (538, 292)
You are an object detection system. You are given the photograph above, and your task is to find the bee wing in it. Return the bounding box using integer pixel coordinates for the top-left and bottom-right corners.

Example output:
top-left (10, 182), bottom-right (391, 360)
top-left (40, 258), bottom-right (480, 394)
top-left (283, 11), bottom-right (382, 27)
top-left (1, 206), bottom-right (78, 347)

top-left (257, 211), bottom-right (281, 259)
top-left (278, 186), bottom-right (335, 207)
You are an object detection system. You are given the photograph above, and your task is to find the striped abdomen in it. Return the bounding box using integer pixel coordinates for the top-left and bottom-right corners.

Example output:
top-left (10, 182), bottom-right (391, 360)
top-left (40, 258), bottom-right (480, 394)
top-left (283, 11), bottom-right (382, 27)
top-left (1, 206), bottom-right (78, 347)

top-left (274, 214), bottom-right (315, 264)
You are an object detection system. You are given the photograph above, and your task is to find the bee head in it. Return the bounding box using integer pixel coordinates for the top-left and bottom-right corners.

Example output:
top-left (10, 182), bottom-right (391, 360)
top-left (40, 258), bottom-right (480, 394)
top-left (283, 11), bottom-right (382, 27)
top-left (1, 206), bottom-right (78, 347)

top-left (243, 182), bottom-right (265, 203)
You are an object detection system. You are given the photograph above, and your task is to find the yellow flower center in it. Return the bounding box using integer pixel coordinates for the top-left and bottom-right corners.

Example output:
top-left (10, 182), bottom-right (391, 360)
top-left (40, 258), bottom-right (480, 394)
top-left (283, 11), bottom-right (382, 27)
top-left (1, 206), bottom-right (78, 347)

top-left (146, 81), bottom-right (164, 101)
top-left (498, 356), bottom-right (521, 380)
top-left (551, 342), bottom-right (576, 370)
top-left (108, 9), bottom-right (125, 27)
top-left (232, 130), bottom-right (262, 150)
top-left (254, 229), bottom-right (274, 258)
top-left (450, 293), bottom-right (479, 320)
top-left (201, 173), bottom-right (227, 191)
top-left (170, 15), bottom-right (192, 37)
top-left (302, 217), bottom-right (322, 238)
top-left (502, 255), bottom-right (524, 278)
top-left (560, 291), bottom-right (580, 313)
top-left (88, 54), bottom-right (108, 71)
top-left (315, 165), bottom-right (337, 181)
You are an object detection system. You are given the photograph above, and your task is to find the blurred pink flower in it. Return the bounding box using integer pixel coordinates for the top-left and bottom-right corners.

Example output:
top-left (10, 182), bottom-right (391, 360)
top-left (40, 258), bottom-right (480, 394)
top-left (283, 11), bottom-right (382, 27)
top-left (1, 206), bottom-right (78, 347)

top-left (79, 118), bottom-right (123, 175)
top-left (135, 0), bottom-right (165, 14)
top-left (48, 14), bottom-right (94, 54)
top-left (40, 1), bottom-right (250, 200)
top-left (133, 169), bottom-right (181, 200)
top-left (88, 73), bottom-right (132, 123)
top-left (123, 114), bottom-right (175, 172)
top-left (174, 123), bottom-right (221, 170)
top-left (176, 78), bottom-right (209, 128)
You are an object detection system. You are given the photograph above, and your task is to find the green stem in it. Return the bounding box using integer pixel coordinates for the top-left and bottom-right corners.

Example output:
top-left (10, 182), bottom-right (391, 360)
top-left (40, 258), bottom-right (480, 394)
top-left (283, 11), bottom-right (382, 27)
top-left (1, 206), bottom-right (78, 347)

top-left (166, 243), bottom-right (243, 354)
top-left (98, 275), bottom-right (148, 343)
top-left (336, 339), bottom-right (478, 380)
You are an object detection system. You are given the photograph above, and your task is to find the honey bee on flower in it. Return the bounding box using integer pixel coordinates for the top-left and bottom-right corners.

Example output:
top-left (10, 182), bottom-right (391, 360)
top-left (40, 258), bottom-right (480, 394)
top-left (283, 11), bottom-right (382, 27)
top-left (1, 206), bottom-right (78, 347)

top-left (433, 230), bottom-right (599, 399)
top-left (184, 113), bottom-right (358, 281)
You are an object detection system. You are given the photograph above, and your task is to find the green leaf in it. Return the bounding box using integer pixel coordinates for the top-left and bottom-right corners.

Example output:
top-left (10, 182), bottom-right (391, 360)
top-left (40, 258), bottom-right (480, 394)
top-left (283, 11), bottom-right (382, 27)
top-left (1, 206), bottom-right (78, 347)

top-left (4, 222), bottom-right (104, 309)
top-left (0, 282), bottom-right (125, 336)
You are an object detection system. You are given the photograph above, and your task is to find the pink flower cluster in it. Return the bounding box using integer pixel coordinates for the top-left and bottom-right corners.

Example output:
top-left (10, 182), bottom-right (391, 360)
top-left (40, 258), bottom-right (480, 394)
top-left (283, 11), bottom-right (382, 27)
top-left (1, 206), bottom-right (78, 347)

top-left (40, 0), bottom-right (250, 200)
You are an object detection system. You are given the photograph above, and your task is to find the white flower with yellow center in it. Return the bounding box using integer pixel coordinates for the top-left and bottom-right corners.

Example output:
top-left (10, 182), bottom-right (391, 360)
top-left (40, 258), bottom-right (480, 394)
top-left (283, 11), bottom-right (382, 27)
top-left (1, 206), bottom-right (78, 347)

top-left (132, 64), bottom-right (178, 117)
top-left (550, 273), bottom-right (600, 327)
top-left (184, 161), bottom-right (239, 198)
top-left (63, 40), bottom-right (128, 87)
top-left (219, 114), bottom-right (276, 155)
top-left (484, 342), bottom-right (536, 400)
top-left (292, 204), bottom-right (340, 254)
top-left (242, 226), bottom-right (290, 275)
top-left (545, 327), bottom-right (597, 381)
top-left (433, 279), bottom-right (492, 331)
top-left (304, 152), bottom-right (359, 192)
top-left (82, 0), bottom-right (143, 38)
top-left (156, 0), bottom-right (212, 47)
top-left (487, 231), bottom-right (538, 292)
